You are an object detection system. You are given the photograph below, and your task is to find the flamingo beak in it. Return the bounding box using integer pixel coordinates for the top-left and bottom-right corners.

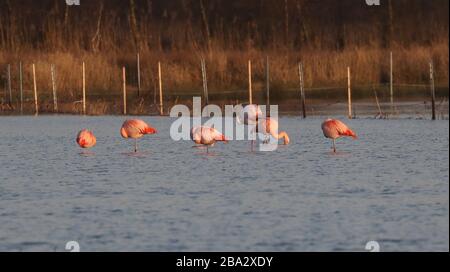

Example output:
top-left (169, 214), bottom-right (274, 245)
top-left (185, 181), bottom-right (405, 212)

top-left (222, 135), bottom-right (228, 143)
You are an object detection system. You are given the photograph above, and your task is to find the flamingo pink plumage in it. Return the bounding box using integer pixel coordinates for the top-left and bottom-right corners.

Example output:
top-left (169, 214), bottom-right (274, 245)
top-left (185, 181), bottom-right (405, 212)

top-left (321, 119), bottom-right (357, 152)
top-left (190, 126), bottom-right (227, 152)
top-left (238, 104), bottom-right (265, 150)
top-left (257, 117), bottom-right (290, 145)
top-left (76, 129), bottom-right (97, 149)
top-left (237, 104), bottom-right (264, 125)
top-left (120, 119), bottom-right (158, 152)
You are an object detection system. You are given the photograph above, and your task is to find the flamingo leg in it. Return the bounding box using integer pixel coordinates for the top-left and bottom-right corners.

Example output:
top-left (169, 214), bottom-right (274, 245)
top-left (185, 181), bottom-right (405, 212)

top-left (332, 139), bottom-right (336, 153)
top-left (134, 139), bottom-right (138, 153)
top-left (263, 135), bottom-right (270, 144)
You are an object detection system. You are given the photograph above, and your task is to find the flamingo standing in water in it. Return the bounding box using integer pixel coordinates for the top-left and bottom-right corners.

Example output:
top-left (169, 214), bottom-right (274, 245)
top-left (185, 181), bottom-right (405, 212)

top-left (76, 129), bottom-right (97, 149)
top-left (237, 104), bottom-right (264, 149)
top-left (190, 126), bottom-right (227, 152)
top-left (257, 117), bottom-right (290, 145)
top-left (237, 104), bottom-right (263, 125)
top-left (321, 119), bottom-right (357, 153)
top-left (120, 119), bottom-right (157, 152)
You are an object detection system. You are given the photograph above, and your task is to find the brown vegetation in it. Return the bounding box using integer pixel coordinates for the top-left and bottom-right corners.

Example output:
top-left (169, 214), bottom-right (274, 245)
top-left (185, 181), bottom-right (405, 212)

top-left (0, 0), bottom-right (448, 114)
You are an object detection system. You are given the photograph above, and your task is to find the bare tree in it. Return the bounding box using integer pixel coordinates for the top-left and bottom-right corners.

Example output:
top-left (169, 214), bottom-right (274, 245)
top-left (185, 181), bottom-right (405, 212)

top-left (129, 0), bottom-right (141, 52)
top-left (91, 0), bottom-right (105, 53)
top-left (199, 0), bottom-right (212, 56)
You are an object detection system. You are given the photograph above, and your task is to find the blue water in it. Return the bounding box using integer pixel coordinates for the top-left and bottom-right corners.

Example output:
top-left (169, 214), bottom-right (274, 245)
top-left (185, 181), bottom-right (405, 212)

top-left (0, 116), bottom-right (448, 252)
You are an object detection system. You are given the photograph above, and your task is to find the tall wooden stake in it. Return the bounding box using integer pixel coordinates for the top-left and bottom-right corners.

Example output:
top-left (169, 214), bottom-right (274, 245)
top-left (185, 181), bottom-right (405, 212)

top-left (201, 58), bottom-right (209, 106)
top-left (137, 53), bottom-right (141, 97)
top-left (32, 63), bottom-right (38, 116)
top-left (266, 56), bottom-right (270, 117)
top-left (374, 89), bottom-right (383, 118)
top-left (298, 62), bottom-right (306, 119)
top-left (158, 61), bottom-right (164, 116)
top-left (82, 62), bottom-right (86, 115)
top-left (7, 64), bottom-right (12, 106)
top-left (19, 62), bottom-right (23, 114)
top-left (347, 66), bottom-right (352, 119)
top-left (390, 51), bottom-right (394, 115)
top-left (51, 64), bottom-right (58, 112)
top-left (430, 62), bottom-right (436, 120)
top-left (123, 67), bottom-right (127, 115)
top-left (248, 60), bottom-right (253, 105)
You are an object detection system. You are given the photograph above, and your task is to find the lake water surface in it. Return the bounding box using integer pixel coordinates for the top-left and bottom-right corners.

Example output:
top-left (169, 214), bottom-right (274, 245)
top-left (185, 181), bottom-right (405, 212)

top-left (0, 116), bottom-right (448, 251)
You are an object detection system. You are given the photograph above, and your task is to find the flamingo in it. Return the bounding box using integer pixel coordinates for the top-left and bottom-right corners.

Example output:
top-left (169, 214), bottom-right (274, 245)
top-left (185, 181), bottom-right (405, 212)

top-left (120, 119), bottom-right (157, 152)
top-left (237, 104), bottom-right (264, 125)
top-left (237, 104), bottom-right (264, 150)
top-left (190, 126), bottom-right (227, 152)
top-left (257, 117), bottom-right (290, 145)
top-left (321, 119), bottom-right (357, 153)
top-left (76, 129), bottom-right (97, 149)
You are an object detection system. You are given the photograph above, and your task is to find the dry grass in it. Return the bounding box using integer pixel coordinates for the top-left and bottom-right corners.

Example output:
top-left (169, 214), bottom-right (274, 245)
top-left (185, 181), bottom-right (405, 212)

top-left (1, 41), bottom-right (448, 114)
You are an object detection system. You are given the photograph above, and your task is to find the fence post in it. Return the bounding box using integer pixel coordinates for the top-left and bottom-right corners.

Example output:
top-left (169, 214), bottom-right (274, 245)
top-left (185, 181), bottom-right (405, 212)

top-left (347, 66), bottom-right (352, 119)
top-left (51, 64), bottom-right (58, 113)
top-left (390, 51), bottom-right (395, 116)
top-left (298, 62), bottom-right (306, 119)
top-left (137, 53), bottom-right (141, 97)
top-left (123, 67), bottom-right (127, 115)
top-left (248, 60), bottom-right (253, 105)
top-left (266, 56), bottom-right (270, 117)
top-left (82, 62), bottom-right (86, 115)
top-left (430, 62), bottom-right (436, 121)
top-left (158, 61), bottom-right (163, 116)
top-left (19, 62), bottom-right (23, 114)
top-left (32, 63), bottom-right (38, 116)
top-left (201, 58), bottom-right (209, 106)
top-left (7, 64), bottom-right (12, 106)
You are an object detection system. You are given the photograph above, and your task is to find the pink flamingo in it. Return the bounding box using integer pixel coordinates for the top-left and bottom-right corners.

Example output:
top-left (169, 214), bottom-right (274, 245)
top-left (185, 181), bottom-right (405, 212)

top-left (257, 117), bottom-right (290, 145)
top-left (237, 104), bottom-right (264, 150)
top-left (237, 104), bottom-right (264, 125)
top-left (190, 126), bottom-right (227, 152)
top-left (120, 119), bottom-right (158, 152)
top-left (76, 129), bottom-right (97, 149)
top-left (321, 119), bottom-right (357, 153)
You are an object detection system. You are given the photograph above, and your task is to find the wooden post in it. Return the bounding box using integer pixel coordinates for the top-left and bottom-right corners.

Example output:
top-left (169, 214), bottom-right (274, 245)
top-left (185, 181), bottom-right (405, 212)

top-left (137, 53), bottom-right (141, 97)
top-left (265, 56), bottom-right (270, 117)
top-left (123, 67), bottom-right (127, 115)
top-left (201, 58), bottom-right (209, 106)
top-left (298, 62), bottom-right (306, 119)
top-left (32, 64), bottom-right (38, 116)
top-left (51, 64), bottom-right (58, 112)
top-left (82, 62), bottom-right (86, 115)
top-left (390, 51), bottom-right (394, 115)
top-left (248, 60), bottom-right (253, 105)
top-left (374, 89), bottom-right (383, 118)
top-left (347, 66), bottom-right (352, 119)
top-left (430, 62), bottom-right (436, 120)
top-left (7, 64), bottom-right (12, 106)
top-left (19, 62), bottom-right (23, 114)
top-left (158, 61), bottom-right (163, 116)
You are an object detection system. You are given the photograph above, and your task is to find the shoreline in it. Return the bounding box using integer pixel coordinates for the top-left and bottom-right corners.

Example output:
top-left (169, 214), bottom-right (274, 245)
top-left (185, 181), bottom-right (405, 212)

top-left (1, 99), bottom-right (448, 119)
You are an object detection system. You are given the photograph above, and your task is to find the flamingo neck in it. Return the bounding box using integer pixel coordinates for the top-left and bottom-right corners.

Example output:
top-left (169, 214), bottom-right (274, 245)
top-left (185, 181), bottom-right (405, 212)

top-left (274, 131), bottom-right (290, 145)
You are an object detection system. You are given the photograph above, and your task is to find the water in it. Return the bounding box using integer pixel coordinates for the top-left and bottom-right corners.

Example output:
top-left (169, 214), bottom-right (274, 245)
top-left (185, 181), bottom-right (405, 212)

top-left (0, 116), bottom-right (448, 252)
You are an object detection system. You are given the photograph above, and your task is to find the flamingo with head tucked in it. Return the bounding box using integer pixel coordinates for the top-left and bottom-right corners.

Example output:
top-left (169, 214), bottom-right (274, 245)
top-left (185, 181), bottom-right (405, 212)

top-left (76, 129), bottom-right (97, 149)
top-left (257, 117), bottom-right (290, 145)
top-left (190, 126), bottom-right (227, 152)
top-left (120, 119), bottom-right (158, 152)
top-left (321, 119), bottom-right (357, 153)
